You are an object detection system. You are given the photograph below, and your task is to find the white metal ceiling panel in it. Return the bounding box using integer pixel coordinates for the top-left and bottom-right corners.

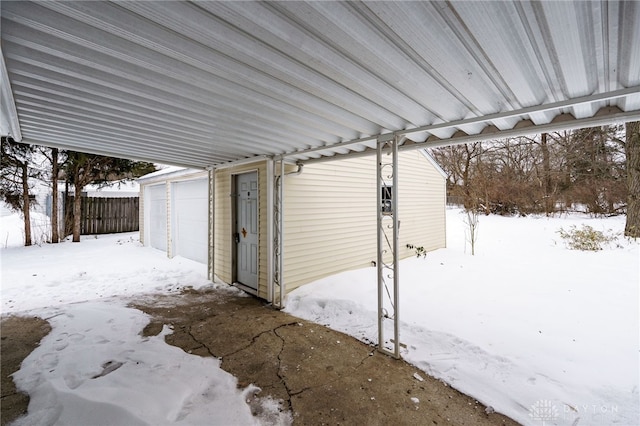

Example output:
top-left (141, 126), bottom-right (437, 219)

top-left (1, 1), bottom-right (639, 168)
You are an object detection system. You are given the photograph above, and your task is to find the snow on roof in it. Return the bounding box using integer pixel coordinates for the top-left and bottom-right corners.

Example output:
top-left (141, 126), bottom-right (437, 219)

top-left (137, 166), bottom-right (206, 184)
top-left (84, 180), bottom-right (140, 197)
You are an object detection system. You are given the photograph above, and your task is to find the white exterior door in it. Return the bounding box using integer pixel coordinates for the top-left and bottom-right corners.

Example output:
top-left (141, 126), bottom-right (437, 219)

top-left (147, 184), bottom-right (167, 251)
top-left (173, 179), bottom-right (208, 264)
top-left (235, 172), bottom-right (258, 289)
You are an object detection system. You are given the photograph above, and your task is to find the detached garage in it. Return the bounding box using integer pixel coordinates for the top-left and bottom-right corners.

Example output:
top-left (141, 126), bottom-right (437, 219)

top-left (211, 150), bottom-right (447, 300)
top-left (139, 150), bottom-right (447, 302)
top-left (138, 168), bottom-right (209, 264)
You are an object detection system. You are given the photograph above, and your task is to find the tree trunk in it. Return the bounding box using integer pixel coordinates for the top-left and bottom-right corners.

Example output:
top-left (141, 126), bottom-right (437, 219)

top-left (73, 180), bottom-right (82, 242)
top-left (625, 121), bottom-right (640, 238)
top-left (64, 179), bottom-right (73, 238)
top-left (51, 148), bottom-right (59, 243)
top-left (541, 133), bottom-right (553, 215)
top-left (462, 144), bottom-right (474, 209)
top-left (21, 162), bottom-right (32, 246)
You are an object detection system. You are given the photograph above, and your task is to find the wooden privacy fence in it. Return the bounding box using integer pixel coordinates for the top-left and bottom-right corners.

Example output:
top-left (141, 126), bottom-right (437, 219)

top-left (67, 196), bottom-right (139, 235)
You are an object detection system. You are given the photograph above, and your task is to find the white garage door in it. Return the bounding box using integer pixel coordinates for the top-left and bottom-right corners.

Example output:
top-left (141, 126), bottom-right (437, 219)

top-left (172, 179), bottom-right (208, 264)
top-left (147, 184), bottom-right (167, 251)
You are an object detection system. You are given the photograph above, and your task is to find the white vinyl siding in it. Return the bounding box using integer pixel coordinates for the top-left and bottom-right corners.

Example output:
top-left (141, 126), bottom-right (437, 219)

top-left (397, 151), bottom-right (447, 256)
top-left (282, 151), bottom-right (445, 292)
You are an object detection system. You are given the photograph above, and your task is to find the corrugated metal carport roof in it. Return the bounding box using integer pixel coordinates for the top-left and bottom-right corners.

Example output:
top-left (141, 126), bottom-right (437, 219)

top-left (1, 1), bottom-right (639, 168)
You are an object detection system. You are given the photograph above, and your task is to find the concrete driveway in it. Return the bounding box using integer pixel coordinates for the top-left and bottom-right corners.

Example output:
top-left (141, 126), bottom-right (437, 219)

top-left (132, 287), bottom-right (519, 425)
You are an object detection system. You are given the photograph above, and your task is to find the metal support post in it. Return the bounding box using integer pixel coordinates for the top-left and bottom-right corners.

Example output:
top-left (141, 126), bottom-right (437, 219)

top-left (208, 168), bottom-right (215, 282)
top-left (266, 158), bottom-right (274, 303)
top-left (279, 159), bottom-right (285, 308)
top-left (271, 157), bottom-right (285, 308)
top-left (377, 135), bottom-right (400, 358)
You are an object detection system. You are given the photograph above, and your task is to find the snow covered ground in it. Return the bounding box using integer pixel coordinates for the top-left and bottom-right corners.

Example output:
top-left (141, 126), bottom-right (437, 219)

top-left (1, 217), bottom-right (291, 425)
top-left (1, 209), bottom-right (638, 425)
top-left (0, 209), bottom-right (51, 248)
top-left (285, 209), bottom-right (639, 426)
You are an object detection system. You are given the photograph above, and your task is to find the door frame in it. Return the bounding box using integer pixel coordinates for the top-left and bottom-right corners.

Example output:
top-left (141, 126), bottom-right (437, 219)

top-left (231, 169), bottom-right (259, 294)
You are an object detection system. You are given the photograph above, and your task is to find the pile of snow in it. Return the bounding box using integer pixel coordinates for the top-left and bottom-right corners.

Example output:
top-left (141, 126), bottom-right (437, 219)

top-left (285, 209), bottom-right (639, 426)
top-left (1, 233), bottom-right (291, 425)
top-left (11, 302), bottom-right (287, 426)
top-left (0, 211), bottom-right (51, 248)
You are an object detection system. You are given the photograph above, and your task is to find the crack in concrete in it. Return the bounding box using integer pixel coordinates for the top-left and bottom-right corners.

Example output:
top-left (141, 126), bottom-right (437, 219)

top-left (269, 322), bottom-right (368, 408)
top-left (288, 386), bottom-right (311, 397)
top-left (181, 319), bottom-right (301, 412)
top-left (186, 325), bottom-right (216, 358)
top-left (163, 315), bottom-right (412, 422)
top-left (186, 319), bottom-right (298, 361)
top-left (356, 349), bottom-right (376, 369)
top-left (178, 317), bottom-right (374, 407)
top-left (280, 339), bottom-right (378, 407)
top-left (273, 322), bottom-right (302, 412)
top-left (1, 392), bottom-right (21, 399)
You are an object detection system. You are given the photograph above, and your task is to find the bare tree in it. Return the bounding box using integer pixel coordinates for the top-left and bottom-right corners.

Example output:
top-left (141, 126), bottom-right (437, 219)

top-left (38, 146), bottom-right (65, 243)
top-left (540, 133), bottom-right (553, 215)
top-left (625, 121), bottom-right (640, 238)
top-left (481, 137), bottom-right (540, 215)
top-left (46, 147), bottom-right (64, 243)
top-left (51, 148), bottom-right (60, 243)
top-left (464, 208), bottom-right (480, 255)
top-left (432, 125), bottom-right (628, 217)
top-left (430, 142), bottom-right (484, 209)
top-left (555, 126), bottom-right (625, 215)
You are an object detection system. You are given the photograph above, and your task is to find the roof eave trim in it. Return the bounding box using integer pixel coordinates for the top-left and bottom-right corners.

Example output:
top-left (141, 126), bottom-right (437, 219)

top-left (419, 150), bottom-right (448, 180)
top-left (286, 88), bottom-right (640, 163)
top-left (137, 167), bottom-right (207, 184)
top-left (0, 47), bottom-right (22, 141)
top-left (296, 106), bottom-right (640, 165)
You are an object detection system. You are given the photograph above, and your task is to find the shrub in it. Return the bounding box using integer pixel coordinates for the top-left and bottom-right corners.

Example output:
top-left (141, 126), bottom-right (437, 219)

top-left (406, 244), bottom-right (427, 258)
top-left (556, 224), bottom-right (619, 251)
